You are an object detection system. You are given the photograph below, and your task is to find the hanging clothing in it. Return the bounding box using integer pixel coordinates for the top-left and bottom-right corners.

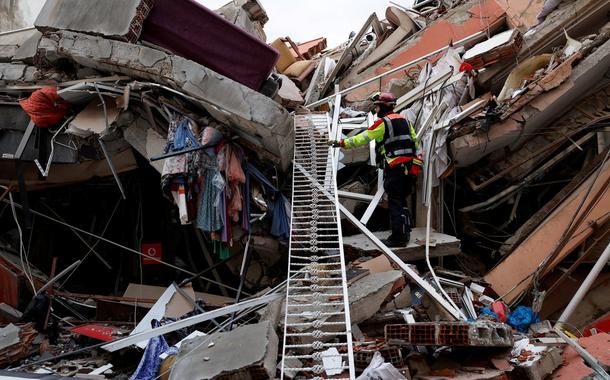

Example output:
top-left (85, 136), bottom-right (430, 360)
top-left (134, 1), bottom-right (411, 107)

top-left (222, 144), bottom-right (246, 223)
top-left (243, 163), bottom-right (291, 240)
top-left (161, 115), bottom-right (202, 224)
top-left (196, 165), bottom-right (225, 232)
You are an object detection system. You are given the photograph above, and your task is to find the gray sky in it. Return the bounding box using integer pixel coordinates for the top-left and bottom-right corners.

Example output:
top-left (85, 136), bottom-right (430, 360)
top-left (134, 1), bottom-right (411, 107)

top-left (199, 0), bottom-right (390, 47)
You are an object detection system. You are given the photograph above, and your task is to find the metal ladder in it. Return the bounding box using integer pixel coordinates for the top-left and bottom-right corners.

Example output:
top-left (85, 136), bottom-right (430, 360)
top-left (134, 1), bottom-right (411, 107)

top-left (280, 112), bottom-right (355, 379)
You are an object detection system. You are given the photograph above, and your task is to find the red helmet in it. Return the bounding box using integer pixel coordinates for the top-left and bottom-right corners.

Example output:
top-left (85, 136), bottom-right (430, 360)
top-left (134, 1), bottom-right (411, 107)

top-left (371, 92), bottom-right (397, 107)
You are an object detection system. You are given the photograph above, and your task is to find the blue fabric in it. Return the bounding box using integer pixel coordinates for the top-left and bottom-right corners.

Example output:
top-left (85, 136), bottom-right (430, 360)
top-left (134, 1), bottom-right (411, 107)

top-left (196, 167), bottom-right (224, 232)
top-left (243, 163), bottom-right (291, 240)
top-left (164, 118), bottom-right (200, 153)
top-left (507, 306), bottom-right (540, 333)
top-left (130, 320), bottom-right (169, 380)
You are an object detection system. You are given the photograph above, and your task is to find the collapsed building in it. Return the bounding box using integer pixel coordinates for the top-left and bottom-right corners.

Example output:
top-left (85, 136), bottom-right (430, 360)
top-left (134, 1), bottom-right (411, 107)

top-left (0, 0), bottom-right (609, 379)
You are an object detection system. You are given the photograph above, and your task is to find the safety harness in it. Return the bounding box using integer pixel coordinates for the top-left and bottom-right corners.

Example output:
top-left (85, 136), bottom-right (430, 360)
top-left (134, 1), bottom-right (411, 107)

top-left (380, 113), bottom-right (415, 159)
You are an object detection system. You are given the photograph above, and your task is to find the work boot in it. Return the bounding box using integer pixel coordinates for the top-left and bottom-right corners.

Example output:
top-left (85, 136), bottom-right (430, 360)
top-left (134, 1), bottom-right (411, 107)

top-left (402, 207), bottom-right (412, 244)
top-left (381, 233), bottom-right (407, 247)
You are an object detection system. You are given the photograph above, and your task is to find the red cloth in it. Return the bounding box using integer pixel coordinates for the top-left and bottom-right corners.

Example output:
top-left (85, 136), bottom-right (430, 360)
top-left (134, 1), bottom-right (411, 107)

top-left (491, 301), bottom-right (509, 322)
top-left (19, 87), bottom-right (70, 128)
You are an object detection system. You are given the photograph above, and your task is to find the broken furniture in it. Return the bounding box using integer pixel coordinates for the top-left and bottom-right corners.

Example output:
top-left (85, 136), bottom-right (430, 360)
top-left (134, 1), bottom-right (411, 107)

top-left (270, 37), bottom-right (316, 90)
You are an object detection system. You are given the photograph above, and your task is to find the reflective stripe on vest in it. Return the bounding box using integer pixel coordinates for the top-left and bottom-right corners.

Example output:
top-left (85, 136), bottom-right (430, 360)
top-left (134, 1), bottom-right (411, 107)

top-left (392, 148), bottom-right (414, 156)
top-left (381, 115), bottom-right (415, 159)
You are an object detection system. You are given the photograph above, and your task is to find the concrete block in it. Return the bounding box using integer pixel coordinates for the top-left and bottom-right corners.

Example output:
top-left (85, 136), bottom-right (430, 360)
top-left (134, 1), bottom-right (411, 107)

top-left (34, 31), bottom-right (293, 169)
top-left (513, 346), bottom-right (563, 380)
top-left (0, 28), bottom-right (39, 63)
top-left (12, 31), bottom-right (42, 64)
top-left (346, 270), bottom-right (403, 324)
top-left (170, 321), bottom-right (278, 380)
top-left (343, 228), bottom-right (461, 261)
top-left (0, 63), bottom-right (26, 81)
top-left (34, 0), bottom-right (155, 42)
top-left (385, 321), bottom-right (513, 347)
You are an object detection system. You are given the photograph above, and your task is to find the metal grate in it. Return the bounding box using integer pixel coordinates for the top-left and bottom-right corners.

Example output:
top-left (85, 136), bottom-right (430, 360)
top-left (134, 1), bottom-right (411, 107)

top-left (280, 112), bottom-right (355, 379)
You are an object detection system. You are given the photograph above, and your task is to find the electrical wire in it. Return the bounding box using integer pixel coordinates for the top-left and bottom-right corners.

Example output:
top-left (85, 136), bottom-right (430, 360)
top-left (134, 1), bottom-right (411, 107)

top-left (2, 197), bottom-right (242, 293)
top-left (58, 195), bottom-right (123, 288)
top-left (7, 190), bottom-right (36, 293)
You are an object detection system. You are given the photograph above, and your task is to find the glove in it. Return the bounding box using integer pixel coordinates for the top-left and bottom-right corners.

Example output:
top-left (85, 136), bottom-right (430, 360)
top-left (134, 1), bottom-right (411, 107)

top-left (327, 140), bottom-right (344, 147)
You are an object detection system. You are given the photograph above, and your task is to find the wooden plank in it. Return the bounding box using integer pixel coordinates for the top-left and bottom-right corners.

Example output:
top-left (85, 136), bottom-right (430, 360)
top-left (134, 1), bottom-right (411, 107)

top-left (122, 283), bottom-right (233, 308)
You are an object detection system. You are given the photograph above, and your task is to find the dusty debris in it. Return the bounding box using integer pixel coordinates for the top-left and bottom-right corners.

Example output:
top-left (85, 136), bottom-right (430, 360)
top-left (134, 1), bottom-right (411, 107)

top-left (170, 321), bottom-right (278, 380)
top-left (1, 0), bottom-right (610, 378)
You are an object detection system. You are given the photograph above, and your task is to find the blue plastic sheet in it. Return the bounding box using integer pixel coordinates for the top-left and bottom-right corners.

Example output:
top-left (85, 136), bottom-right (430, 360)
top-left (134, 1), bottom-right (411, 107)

top-left (507, 306), bottom-right (540, 333)
top-left (480, 307), bottom-right (499, 321)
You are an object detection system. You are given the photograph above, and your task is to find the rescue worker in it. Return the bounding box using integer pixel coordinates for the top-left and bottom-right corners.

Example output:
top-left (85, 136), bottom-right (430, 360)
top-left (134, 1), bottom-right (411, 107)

top-left (328, 92), bottom-right (423, 247)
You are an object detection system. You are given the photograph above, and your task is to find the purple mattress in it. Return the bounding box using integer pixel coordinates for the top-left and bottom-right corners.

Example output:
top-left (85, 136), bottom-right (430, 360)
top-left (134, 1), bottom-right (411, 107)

top-left (141, 0), bottom-right (278, 90)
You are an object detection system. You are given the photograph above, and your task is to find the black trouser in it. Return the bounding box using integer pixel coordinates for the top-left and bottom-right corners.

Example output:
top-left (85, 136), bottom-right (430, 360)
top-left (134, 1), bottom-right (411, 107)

top-left (383, 164), bottom-right (413, 237)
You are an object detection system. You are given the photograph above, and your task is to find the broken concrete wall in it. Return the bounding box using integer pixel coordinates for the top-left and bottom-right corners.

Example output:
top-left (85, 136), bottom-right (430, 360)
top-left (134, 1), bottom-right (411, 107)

top-left (0, 28), bottom-right (40, 63)
top-left (484, 158), bottom-right (610, 303)
top-left (216, 0), bottom-right (267, 41)
top-left (451, 37), bottom-right (610, 167)
top-left (34, 31), bottom-right (294, 169)
top-left (339, 0), bottom-right (506, 104)
top-left (34, 0), bottom-right (155, 42)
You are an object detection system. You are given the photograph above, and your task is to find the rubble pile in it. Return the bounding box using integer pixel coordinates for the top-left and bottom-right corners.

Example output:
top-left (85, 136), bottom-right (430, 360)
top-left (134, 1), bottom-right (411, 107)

top-left (0, 0), bottom-right (609, 379)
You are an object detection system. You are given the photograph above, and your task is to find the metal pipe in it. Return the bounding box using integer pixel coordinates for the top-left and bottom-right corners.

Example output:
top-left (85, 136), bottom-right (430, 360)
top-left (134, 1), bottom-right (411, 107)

top-left (306, 30), bottom-right (485, 108)
top-left (36, 260), bottom-right (81, 296)
top-left (556, 242), bottom-right (610, 328)
top-left (101, 293), bottom-right (283, 352)
top-left (229, 232), bottom-right (253, 330)
top-left (3, 198), bottom-right (241, 293)
top-left (554, 327), bottom-right (610, 379)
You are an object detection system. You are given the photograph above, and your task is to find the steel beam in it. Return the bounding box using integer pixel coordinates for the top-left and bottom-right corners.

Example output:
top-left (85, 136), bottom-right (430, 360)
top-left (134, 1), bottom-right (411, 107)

top-left (102, 292), bottom-right (282, 352)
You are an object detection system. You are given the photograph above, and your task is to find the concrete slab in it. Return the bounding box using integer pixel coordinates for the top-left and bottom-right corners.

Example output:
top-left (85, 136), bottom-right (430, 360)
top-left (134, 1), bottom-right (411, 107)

top-left (345, 270), bottom-right (404, 324)
top-left (343, 228), bottom-right (461, 261)
top-left (34, 0), bottom-right (154, 42)
top-left (170, 321), bottom-right (278, 380)
top-left (0, 28), bottom-right (39, 63)
top-left (451, 13), bottom-right (610, 167)
top-left (513, 346), bottom-right (563, 380)
top-left (12, 30), bottom-right (42, 64)
top-left (0, 324), bottom-right (20, 350)
top-left (34, 31), bottom-right (293, 169)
